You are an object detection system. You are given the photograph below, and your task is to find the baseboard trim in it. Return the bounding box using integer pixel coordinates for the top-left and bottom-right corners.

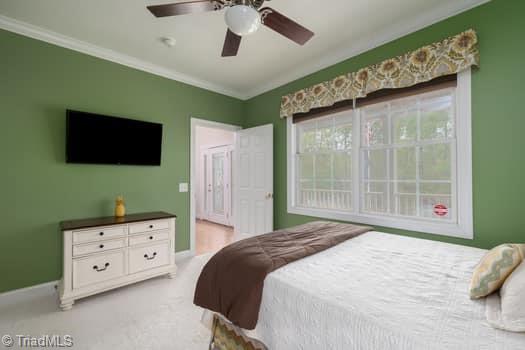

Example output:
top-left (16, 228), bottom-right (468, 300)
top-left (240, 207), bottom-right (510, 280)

top-left (0, 280), bottom-right (58, 300)
top-left (175, 250), bottom-right (194, 261)
top-left (0, 250), bottom-right (193, 299)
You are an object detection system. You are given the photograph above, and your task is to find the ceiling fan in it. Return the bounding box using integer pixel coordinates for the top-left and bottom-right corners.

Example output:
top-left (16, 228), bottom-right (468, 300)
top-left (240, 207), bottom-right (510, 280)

top-left (147, 0), bottom-right (314, 57)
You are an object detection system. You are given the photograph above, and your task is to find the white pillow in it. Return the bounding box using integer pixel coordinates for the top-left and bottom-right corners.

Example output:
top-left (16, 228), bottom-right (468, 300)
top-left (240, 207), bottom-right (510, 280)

top-left (486, 261), bottom-right (525, 332)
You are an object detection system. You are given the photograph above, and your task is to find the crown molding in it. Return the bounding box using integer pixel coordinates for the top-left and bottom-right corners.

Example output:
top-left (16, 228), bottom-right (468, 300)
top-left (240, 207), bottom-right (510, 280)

top-left (0, 0), bottom-right (490, 101)
top-left (0, 14), bottom-right (247, 100)
top-left (242, 0), bottom-right (491, 100)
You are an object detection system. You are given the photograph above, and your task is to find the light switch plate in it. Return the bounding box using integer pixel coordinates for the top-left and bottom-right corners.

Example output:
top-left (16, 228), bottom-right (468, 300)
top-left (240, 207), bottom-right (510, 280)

top-left (179, 183), bottom-right (189, 193)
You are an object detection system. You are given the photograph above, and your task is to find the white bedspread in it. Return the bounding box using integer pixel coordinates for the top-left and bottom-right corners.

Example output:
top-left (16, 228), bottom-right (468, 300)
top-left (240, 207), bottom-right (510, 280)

top-left (249, 231), bottom-right (525, 350)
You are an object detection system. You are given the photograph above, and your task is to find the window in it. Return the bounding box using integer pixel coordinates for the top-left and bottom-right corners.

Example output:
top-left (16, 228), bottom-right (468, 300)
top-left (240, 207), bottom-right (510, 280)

top-left (287, 69), bottom-right (473, 238)
top-left (296, 113), bottom-right (353, 211)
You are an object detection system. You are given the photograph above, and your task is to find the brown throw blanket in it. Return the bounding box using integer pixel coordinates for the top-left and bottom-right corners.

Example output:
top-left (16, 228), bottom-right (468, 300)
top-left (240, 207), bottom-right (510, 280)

top-left (194, 221), bottom-right (372, 330)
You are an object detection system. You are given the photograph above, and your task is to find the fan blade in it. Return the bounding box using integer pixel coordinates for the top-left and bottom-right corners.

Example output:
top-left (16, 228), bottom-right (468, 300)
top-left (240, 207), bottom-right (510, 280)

top-left (260, 7), bottom-right (314, 45)
top-left (221, 29), bottom-right (242, 57)
top-left (147, 1), bottom-right (216, 18)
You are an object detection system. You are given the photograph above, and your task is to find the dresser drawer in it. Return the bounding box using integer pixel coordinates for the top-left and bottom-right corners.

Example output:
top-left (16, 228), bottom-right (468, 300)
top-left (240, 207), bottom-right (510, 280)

top-left (129, 242), bottom-right (170, 274)
top-left (73, 250), bottom-right (126, 289)
top-left (129, 220), bottom-right (169, 234)
top-left (73, 238), bottom-right (127, 257)
top-left (129, 231), bottom-right (170, 246)
top-left (73, 226), bottom-right (127, 244)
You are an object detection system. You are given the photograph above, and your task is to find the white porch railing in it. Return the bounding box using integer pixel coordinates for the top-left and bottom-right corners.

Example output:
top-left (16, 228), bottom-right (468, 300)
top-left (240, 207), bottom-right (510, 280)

top-left (299, 189), bottom-right (451, 219)
top-left (364, 192), bottom-right (452, 218)
top-left (299, 189), bottom-right (352, 210)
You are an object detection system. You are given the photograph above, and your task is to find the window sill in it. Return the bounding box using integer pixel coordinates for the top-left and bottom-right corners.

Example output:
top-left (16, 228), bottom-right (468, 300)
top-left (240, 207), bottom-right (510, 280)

top-left (287, 206), bottom-right (473, 240)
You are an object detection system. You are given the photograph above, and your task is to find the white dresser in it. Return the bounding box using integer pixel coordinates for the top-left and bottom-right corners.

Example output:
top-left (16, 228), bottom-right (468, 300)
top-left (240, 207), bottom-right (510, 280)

top-left (58, 212), bottom-right (177, 310)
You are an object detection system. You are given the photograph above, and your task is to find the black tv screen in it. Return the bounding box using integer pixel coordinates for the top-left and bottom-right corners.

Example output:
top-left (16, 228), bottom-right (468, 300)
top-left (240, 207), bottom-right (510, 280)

top-left (66, 110), bottom-right (163, 166)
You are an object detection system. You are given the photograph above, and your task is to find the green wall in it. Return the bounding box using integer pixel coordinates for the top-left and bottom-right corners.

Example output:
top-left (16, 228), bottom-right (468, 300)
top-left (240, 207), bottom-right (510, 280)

top-left (244, 0), bottom-right (525, 250)
top-left (2, 0), bottom-right (524, 293)
top-left (0, 29), bottom-right (244, 293)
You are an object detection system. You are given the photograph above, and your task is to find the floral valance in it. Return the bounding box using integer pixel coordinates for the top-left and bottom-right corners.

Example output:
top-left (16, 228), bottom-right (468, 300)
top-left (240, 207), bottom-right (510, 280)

top-left (280, 29), bottom-right (479, 118)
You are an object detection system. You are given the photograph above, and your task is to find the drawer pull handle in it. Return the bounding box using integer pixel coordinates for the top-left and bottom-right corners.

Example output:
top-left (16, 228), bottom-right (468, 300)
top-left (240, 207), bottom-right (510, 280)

top-left (144, 252), bottom-right (157, 260)
top-left (99, 244), bottom-right (105, 249)
top-left (99, 232), bottom-right (104, 236)
top-left (149, 225), bottom-right (154, 229)
top-left (93, 263), bottom-right (110, 272)
top-left (149, 236), bottom-right (154, 240)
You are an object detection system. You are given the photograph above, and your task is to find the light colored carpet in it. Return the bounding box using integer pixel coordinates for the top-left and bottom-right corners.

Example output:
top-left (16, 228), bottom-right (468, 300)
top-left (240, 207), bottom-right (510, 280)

top-left (0, 254), bottom-right (212, 350)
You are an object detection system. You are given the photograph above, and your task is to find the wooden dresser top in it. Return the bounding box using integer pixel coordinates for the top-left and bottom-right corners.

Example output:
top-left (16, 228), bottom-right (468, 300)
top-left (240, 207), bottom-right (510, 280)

top-left (60, 211), bottom-right (176, 231)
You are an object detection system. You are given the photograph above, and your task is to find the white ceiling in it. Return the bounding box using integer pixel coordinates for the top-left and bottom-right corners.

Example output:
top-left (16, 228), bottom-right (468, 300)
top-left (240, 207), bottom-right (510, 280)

top-left (0, 0), bottom-right (488, 99)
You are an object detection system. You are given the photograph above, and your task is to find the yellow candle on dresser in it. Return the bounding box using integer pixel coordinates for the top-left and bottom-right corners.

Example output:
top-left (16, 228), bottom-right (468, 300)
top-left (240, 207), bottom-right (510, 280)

top-left (115, 195), bottom-right (126, 217)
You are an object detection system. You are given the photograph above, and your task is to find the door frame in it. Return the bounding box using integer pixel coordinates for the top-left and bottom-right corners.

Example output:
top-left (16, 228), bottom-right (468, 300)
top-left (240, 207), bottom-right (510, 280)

top-left (190, 118), bottom-right (241, 256)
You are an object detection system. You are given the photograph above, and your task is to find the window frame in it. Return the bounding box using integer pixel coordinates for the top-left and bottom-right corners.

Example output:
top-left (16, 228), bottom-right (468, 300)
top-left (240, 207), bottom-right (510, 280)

top-left (287, 68), bottom-right (473, 239)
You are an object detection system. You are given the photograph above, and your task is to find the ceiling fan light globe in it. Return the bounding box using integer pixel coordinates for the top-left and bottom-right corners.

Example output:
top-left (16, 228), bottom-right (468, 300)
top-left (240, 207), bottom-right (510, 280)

top-left (224, 5), bottom-right (261, 36)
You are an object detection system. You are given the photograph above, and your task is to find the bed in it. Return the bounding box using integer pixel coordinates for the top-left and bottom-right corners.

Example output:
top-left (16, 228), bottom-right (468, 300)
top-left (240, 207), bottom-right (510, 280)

top-left (243, 231), bottom-right (525, 349)
top-left (197, 227), bottom-right (525, 349)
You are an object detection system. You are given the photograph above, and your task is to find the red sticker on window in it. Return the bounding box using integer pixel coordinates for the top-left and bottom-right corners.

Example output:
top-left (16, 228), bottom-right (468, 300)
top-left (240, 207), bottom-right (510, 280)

top-left (433, 204), bottom-right (448, 217)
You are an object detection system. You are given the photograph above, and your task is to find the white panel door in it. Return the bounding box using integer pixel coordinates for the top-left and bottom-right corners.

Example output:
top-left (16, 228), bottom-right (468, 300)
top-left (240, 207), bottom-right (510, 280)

top-left (235, 124), bottom-right (273, 236)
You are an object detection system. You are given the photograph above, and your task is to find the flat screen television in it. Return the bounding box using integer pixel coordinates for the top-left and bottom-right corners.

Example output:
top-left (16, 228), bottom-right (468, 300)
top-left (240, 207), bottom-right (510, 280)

top-left (66, 110), bottom-right (163, 166)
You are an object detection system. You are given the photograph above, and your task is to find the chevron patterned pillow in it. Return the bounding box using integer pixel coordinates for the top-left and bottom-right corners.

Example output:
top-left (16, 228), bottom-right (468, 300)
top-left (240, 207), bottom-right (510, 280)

top-left (210, 314), bottom-right (267, 350)
top-left (469, 244), bottom-right (525, 299)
